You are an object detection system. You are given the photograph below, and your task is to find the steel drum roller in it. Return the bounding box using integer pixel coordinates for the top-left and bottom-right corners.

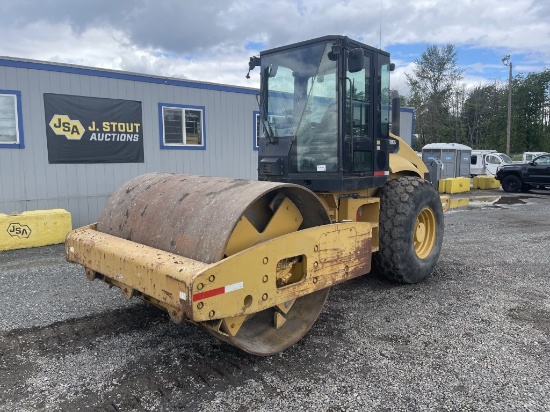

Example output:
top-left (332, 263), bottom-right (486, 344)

top-left (96, 172), bottom-right (332, 355)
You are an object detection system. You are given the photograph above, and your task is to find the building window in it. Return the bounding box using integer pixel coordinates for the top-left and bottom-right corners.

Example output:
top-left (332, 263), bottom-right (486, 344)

top-left (159, 103), bottom-right (205, 150)
top-left (0, 90), bottom-right (24, 149)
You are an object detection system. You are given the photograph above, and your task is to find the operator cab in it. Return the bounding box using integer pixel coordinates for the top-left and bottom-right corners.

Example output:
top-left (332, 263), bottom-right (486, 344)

top-left (250, 35), bottom-right (397, 192)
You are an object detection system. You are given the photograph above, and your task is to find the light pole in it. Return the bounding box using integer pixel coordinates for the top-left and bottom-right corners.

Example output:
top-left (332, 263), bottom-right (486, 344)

top-left (502, 55), bottom-right (512, 155)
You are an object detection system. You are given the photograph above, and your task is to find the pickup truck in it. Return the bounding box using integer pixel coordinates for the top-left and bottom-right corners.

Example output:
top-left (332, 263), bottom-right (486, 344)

top-left (522, 151), bottom-right (548, 162)
top-left (495, 153), bottom-right (550, 192)
top-left (470, 150), bottom-right (513, 176)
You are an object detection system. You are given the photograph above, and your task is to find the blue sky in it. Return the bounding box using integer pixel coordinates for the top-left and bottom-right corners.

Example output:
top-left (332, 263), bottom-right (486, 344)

top-left (0, 0), bottom-right (548, 96)
top-left (387, 43), bottom-right (519, 91)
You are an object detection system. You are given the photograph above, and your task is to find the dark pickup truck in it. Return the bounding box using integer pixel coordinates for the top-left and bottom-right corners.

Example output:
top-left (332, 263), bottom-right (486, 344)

top-left (495, 153), bottom-right (550, 192)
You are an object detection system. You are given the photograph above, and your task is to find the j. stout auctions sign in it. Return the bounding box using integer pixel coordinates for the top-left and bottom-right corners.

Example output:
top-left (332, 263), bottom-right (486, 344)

top-left (44, 94), bottom-right (144, 163)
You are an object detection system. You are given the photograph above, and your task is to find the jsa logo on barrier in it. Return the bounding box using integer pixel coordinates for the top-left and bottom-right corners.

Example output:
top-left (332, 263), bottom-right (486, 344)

top-left (7, 223), bottom-right (32, 238)
top-left (49, 114), bottom-right (85, 140)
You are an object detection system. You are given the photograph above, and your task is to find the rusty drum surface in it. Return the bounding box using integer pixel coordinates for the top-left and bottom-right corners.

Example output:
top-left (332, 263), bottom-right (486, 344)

top-left (97, 173), bottom-right (329, 264)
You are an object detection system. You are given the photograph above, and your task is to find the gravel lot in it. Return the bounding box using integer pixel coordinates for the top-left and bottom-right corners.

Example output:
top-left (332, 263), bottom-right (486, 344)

top-left (1, 188), bottom-right (549, 411)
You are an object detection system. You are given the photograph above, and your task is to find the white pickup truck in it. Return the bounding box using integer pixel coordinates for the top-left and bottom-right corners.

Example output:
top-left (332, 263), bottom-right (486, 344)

top-left (470, 150), bottom-right (514, 176)
top-left (522, 152), bottom-right (548, 163)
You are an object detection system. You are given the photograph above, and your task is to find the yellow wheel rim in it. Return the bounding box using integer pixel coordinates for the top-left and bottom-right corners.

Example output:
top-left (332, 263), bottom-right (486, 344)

top-left (414, 207), bottom-right (436, 259)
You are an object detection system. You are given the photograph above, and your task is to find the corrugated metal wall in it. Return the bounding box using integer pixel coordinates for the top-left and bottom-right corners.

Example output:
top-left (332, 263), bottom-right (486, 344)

top-left (0, 59), bottom-right (259, 227)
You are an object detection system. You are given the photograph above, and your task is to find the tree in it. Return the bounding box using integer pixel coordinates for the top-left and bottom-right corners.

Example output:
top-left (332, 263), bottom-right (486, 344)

top-left (406, 44), bottom-right (464, 150)
top-left (462, 83), bottom-right (507, 150)
top-left (461, 70), bottom-right (550, 153)
top-left (405, 44), bottom-right (550, 154)
top-left (511, 69), bottom-right (550, 153)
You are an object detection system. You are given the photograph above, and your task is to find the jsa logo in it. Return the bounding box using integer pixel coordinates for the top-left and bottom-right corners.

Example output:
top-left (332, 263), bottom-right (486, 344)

top-left (49, 114), bottom-right (85, 140)
top-left (7, 223), bottom-right (32, 238)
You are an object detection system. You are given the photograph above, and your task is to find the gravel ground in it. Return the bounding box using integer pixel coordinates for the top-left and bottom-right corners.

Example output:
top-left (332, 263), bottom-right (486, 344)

top-left (0, 188), bottom-right (549, 411)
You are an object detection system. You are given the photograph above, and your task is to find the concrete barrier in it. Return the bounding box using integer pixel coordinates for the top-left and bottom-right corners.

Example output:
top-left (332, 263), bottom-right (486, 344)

top-left (473, 175), bottom-right (501, 190)
top-left (0, 209), bottom-right (72, 251)
top-left (438, 177), bottom-right (471, 194)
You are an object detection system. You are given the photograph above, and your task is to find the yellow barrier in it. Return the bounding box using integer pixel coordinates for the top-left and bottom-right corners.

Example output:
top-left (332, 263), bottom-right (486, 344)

top-left (440, 195), bottom-right (469, 212)
top-left (449, 198), bottom-right (470, 209)
top-left (473, 175), bottom-right (501, 190)
top-left (438, 177), bottom-right (471, 194)
top-left (0, 209), bottom-right (72, 251)
top-left (438, 179), bottom-right (446, 194)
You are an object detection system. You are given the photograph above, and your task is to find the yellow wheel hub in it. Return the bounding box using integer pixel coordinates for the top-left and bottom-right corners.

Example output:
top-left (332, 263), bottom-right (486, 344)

top-left (414, 207), bottom-right (436, 259)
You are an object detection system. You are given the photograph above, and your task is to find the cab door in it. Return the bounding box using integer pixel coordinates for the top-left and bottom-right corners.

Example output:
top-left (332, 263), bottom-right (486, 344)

top-left (527, 154), bottom-right (550, 183)
top-left (485, 154), bottom-right (501, 175)
top-left (343, 52), bottom-right (373, 175)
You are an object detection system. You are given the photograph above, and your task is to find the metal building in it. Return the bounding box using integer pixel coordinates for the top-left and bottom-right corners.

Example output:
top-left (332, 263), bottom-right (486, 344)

top-left (0, 57), bottom-right (259, 227)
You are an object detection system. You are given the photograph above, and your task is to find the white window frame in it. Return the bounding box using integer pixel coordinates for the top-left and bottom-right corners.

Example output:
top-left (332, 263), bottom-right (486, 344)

top-left (0, 90), bottom-right (24, 149)
top-left (159, 103), bottom-right (206, 150)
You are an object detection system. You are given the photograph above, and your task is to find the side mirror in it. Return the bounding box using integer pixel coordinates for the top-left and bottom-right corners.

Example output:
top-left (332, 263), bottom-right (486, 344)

top-left (348, 48), bottom-right (364, 73)
top-left (246, 56), bottom-right (261, 79)
top-left (248, 56), bottom-right (261, 71)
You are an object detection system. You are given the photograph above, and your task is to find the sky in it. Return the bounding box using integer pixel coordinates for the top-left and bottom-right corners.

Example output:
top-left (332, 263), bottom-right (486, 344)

top-left (0, 0), bottom-right (549, 97)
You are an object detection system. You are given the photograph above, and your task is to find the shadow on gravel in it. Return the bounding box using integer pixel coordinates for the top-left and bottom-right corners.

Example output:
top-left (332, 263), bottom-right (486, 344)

top-left (1, 303), bottom-right (163, 353)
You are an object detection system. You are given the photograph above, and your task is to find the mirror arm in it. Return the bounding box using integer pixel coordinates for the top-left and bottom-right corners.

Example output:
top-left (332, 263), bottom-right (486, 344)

top-left (246, 56), bottom-right (261, 79)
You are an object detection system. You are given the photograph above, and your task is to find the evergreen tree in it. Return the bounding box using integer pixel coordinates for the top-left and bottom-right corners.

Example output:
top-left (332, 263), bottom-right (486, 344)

top-left (406, 44), bottom-right (463, 150)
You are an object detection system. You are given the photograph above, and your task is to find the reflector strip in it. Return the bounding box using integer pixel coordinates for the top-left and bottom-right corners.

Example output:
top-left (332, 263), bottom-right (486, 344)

top-left (225, 281), bottom-right (244, 292)
top-left (193, 281), bottom-right (244, 302)
top-left (374, 171), bottom-right (389, 176)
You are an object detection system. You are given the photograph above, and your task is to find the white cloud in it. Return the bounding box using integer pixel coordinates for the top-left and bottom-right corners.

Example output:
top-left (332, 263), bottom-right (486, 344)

top-left (0, 0), bottom-right (548, 93)
top-left (390, 62), bottom-right (415, 97)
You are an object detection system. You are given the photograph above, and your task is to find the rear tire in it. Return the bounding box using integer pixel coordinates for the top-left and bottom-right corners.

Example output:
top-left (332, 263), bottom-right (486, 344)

top-left (501, 175), bottom-right (522, 192)
top-left (375, 176), bottom-right (444, 284)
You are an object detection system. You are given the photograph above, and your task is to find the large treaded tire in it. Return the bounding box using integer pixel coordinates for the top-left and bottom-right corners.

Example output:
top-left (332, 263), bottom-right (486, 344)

top-left (375, 176), bottom-right (444, 284)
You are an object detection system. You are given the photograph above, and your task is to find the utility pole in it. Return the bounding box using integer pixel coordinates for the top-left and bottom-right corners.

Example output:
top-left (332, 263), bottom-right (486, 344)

top-left (502, 55), bottom-right (512, 155)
